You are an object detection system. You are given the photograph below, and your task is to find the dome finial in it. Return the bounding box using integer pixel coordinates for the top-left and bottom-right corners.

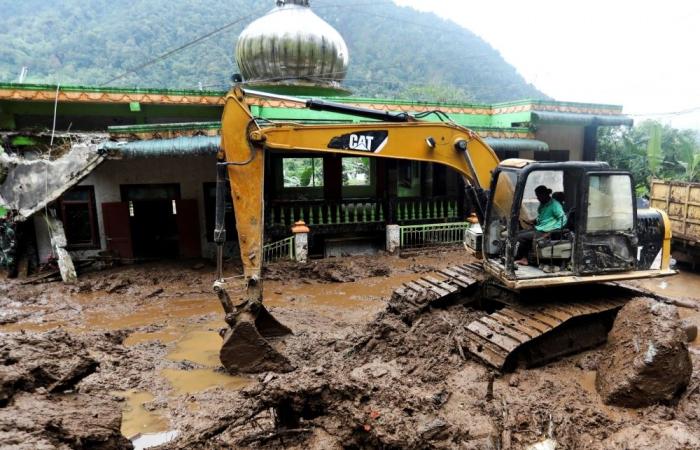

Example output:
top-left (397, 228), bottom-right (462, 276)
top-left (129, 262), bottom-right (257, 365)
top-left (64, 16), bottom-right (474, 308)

top-left (276, 0), bottom-right (310, 6)
top-left (236, 0), bottom-right (350, 96)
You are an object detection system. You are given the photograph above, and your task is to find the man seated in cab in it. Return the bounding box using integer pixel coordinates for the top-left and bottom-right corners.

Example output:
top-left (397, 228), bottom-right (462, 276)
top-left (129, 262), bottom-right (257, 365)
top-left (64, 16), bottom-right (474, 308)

top-left (515, 185), bottom-right (567, 266)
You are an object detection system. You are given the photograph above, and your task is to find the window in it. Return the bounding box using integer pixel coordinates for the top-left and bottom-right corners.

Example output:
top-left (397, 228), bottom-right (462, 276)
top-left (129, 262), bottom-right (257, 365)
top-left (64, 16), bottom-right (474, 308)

top-left (521, 170), bottom-right (564, 222)
top-left (398, 161), bottom-right (421, 197)
top-left (282, 158), bottom-right (323, 188)
top-left (342, 157), bottom-right (371, 186)
top-left (203, 183), bottom-right (236, 242)
top-left (586, 175), bottom-right (634, 232)
top-left (60, 186), bottom-right (99, 249)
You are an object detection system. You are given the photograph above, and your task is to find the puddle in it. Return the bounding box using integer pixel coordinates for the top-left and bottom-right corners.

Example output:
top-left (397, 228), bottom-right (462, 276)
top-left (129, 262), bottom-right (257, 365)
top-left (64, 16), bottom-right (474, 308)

top-left (117, 390), bottom-right (169, 439)
top-left (166, 324), bottom-right (225, 367)
top-left (132, 430), bottom-right (180, 450)
top-left (125, 328), bottom-right (181, 346)
top-left (634, 270), bottom-right (700, 300)
top-left (163, 323), bottom-right (252, 395)
top-left (80, 297), bottom-right (221, 331)
top-left (162, 368), bottom-right (251, 395)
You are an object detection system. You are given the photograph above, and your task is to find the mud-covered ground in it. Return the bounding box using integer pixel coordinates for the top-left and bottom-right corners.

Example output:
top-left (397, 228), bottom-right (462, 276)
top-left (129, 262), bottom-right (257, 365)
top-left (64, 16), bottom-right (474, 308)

top-left (2, 249), bottom-right (700, 449)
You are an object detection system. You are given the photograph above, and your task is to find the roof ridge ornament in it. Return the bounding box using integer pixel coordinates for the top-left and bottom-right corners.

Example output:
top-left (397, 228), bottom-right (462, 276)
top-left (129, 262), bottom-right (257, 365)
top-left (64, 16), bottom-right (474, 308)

top-left (276, 0), bottom-right (310, 6)
top-left (236, 0), bottom-right (349, 96)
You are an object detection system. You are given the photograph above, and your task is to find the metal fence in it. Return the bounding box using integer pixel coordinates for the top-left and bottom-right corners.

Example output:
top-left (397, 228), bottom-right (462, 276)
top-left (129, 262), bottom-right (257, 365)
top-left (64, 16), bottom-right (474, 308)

top-left (399, 222), bottom-right (470, 249)
top-left (263, 236), bottom-right (295, 263)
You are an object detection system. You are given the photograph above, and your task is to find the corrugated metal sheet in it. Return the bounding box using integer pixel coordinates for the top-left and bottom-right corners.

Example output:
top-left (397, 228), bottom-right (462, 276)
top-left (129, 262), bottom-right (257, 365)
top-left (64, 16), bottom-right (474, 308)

top-left (99, 136), bottom-right (220, 159)
top-left (532, 111), bottom-right (633, 127)
top-left (484, 138), bottom-right (549, 152)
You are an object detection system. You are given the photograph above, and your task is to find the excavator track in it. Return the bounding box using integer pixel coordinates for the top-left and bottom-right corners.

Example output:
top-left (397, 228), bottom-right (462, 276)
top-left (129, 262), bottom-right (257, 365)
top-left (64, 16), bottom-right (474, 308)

top-left (463, 297), bottom-right (628, 370)
top-left (393, 262), bottom-right (637, 371)
top-left (393, 262), bottom-right (484, 299)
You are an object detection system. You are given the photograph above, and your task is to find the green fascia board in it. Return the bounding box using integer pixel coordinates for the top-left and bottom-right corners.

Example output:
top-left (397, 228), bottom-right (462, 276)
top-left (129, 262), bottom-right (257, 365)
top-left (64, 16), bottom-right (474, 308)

top-left (532, 111), bottom-right (633, 127)
top-left (1, 100), bottom-right (222, 119)
top-left (0, 83), bottom-right (624, 113)
top-left (109, 121), bottom-right (222, 133)
top-left (492, 98), bottom-right (624, 113)
top-left (254, 105), bottom-right (499, 128)
top-left (106, 120), bottom-right (528, 137)
top-left (0, 82), bottom-right (226, 98)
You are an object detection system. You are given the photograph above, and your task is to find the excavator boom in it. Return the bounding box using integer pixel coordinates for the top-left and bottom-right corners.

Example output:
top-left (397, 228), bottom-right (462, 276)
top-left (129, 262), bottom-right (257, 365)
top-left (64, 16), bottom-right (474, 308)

top-left (214, 86), bottom-right (498, 373)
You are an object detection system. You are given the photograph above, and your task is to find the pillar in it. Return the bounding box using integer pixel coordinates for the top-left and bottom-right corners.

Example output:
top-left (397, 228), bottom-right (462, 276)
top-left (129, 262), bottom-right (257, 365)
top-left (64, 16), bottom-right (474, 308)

top-left (291, 220), bottom-right (309, 263)
top-left (386, 224), bottom-right (400, 253)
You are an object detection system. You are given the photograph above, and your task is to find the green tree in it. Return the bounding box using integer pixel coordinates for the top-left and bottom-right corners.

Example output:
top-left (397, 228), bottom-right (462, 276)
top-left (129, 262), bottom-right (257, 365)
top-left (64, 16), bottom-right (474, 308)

top-left (598, 121), bottom-right (700, 195)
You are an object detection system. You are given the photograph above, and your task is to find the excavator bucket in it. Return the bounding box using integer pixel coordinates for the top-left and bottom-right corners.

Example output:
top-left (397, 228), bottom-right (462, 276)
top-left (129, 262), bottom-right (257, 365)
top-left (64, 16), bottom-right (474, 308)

top-left (215, 281), bottom-right (294, 374)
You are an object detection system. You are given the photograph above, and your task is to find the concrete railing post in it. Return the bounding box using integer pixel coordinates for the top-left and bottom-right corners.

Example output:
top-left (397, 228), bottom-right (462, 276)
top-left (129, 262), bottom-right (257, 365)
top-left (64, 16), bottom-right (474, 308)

top-left (291, 220), bottom-right (309, 263)
top-left (386, 224), bottom-right (400, 254)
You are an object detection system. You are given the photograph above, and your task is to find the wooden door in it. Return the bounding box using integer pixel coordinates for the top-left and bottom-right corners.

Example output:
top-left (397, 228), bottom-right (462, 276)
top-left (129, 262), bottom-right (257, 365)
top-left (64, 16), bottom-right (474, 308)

top-left (175, 199), bottom-right (202, 258)
top-left (102, 202), bottom-right (133, 258)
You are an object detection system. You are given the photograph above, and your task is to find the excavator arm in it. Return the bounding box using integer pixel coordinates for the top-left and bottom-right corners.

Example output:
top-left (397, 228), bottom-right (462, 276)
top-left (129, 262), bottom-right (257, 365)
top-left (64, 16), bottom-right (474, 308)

top-left (214, 86), bottom-right (499, 373)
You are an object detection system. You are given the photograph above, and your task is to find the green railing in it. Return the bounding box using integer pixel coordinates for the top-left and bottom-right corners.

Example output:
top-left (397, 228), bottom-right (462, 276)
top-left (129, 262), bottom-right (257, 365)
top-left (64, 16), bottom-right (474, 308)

top-left (395, 199), bottom-right (460, 222)
top-left (267, 197), bottom-right (461, 228)
top-left (399, 222), bottom-right (469, 249)
top-left (263, 236), bottom-right (295, 263)
top-left (269, 201), bottom-right (385, 227)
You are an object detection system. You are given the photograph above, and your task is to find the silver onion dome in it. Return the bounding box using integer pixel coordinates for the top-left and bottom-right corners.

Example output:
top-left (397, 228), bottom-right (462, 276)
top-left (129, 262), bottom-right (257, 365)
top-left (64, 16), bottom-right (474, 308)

top-left (235, 0), bottom-right (350, 96)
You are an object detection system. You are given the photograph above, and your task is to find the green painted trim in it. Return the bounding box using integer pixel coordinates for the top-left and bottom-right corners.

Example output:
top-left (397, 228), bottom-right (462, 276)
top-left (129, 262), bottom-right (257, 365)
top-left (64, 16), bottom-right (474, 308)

top-left (0, 82), bottom-right (624, 112)
top-left (107, 119), bottom-right (529, 136)
top-left (0, 82), bottom-right (225, 97)
top-left (108, 121), bottom-right (222, 133)
top-left (129, 102), bottom-right (141, 112)
top-left (0, 205), bottom-right (7, 219)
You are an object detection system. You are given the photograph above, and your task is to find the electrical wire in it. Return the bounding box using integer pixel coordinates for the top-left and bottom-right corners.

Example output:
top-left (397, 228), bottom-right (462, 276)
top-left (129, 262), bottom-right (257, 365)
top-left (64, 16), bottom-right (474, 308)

top-left (100, 1), bottom-right (388, 87)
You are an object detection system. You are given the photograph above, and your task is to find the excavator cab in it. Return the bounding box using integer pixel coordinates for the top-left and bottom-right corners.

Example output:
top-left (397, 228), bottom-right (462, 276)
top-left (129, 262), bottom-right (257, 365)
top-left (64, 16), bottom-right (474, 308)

top-left (479, 159), bottom-right (673, 289)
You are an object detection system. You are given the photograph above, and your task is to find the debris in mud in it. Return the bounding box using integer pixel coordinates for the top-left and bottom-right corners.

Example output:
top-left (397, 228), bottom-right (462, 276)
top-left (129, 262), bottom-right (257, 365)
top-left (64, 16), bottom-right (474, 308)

top-left (164, 284), bottom-right (489, 449)
top-left (263, 256), bottom-right (393, 283)
top-left (596, 298), bottom-right (693, 407)
top-left (0, 330), bottom-right (132, 449)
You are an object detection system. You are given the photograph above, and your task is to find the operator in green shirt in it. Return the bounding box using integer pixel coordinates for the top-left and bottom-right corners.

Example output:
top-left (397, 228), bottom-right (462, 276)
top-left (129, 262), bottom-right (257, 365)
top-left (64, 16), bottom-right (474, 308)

top-left (515, 185), bottom-right (567, 266)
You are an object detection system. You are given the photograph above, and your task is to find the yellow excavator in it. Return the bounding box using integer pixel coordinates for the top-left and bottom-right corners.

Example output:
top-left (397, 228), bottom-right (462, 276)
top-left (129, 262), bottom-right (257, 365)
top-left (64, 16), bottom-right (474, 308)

top-left (213, 86), bottom-right (675, 373)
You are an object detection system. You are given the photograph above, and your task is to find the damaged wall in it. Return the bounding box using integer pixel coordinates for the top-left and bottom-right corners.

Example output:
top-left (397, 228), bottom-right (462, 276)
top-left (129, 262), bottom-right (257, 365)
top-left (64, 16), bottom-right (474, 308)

top-left (0, 142), bottom-right (105, 219)
top-left (35, 155), bottom-right (224, 262)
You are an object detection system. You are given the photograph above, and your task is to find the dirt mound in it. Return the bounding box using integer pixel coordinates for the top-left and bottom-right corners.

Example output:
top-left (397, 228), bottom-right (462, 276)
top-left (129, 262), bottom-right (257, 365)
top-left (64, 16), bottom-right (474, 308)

top-left (0, 330), bottom-right (132, 449)
top-left (163, 286), bottom-right (491, 449)
top-left (264, 256), bottom-right (392, 283)
top-left (596, 298), bottom-right (692, 407)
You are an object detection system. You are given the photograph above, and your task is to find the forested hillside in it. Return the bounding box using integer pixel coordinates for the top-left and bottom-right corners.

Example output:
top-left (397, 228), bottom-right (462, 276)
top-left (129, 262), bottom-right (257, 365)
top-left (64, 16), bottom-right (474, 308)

top-left (0, 0), bottom-right (547, 103)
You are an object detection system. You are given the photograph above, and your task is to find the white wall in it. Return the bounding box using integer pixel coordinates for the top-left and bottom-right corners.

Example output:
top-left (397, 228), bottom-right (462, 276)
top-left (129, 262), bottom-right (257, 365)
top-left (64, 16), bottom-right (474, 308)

top-left (535, 125), bottom-right (585, 161)
top-left (35, 155), bottom-right (220, 262)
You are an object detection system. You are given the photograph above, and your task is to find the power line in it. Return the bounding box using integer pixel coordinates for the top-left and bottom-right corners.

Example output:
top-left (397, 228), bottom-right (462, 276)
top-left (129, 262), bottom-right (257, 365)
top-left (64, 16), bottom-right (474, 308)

top-left (628, 106), bottom-right (700, 118)
top-left (101, 1), bottom-right (388, 87)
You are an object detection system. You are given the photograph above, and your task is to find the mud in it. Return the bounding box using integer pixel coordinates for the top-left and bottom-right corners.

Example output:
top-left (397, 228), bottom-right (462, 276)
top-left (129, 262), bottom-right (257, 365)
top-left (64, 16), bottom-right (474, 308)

top-left (0, 331), bottom-right (132, 449)
top-left (2, 249), bottom-right (700, 449)
top-left (596, 298), bottom-right (692, 407)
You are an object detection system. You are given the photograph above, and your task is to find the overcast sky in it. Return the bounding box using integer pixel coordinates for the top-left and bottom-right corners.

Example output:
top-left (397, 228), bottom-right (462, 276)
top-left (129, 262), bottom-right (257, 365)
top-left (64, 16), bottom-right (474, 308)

top-left (393, 0), bottom-right (700, 130)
